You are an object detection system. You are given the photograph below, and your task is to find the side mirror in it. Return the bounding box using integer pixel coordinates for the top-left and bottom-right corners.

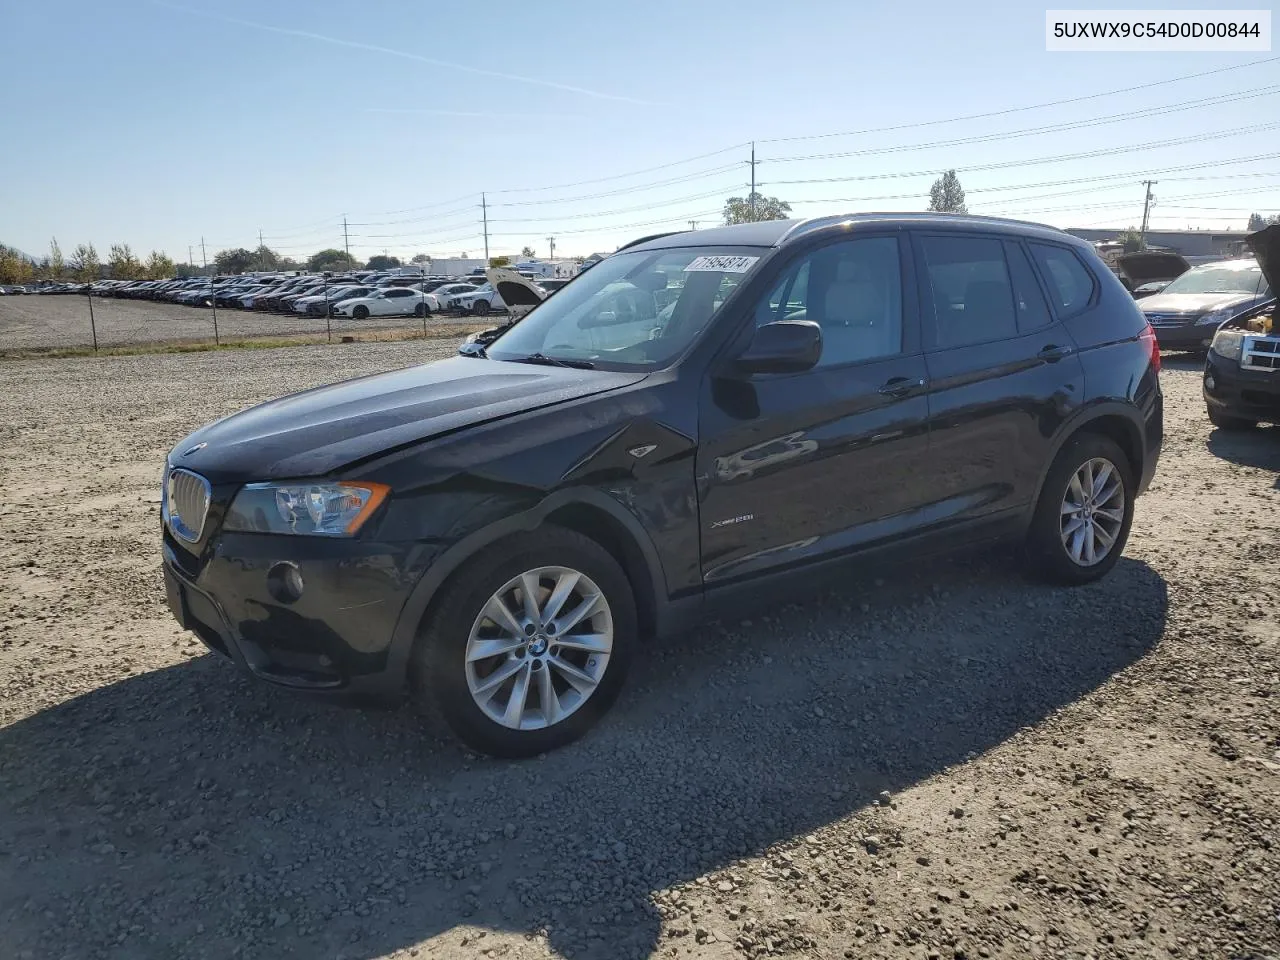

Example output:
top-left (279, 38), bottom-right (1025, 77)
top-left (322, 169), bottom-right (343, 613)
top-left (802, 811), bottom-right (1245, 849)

top-left (735, 320), bottom-right (822, 375)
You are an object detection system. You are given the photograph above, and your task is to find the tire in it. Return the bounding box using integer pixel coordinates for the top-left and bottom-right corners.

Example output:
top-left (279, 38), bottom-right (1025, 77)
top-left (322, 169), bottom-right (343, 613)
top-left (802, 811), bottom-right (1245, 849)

top-left (413, 302), bottom-right (430, 318)
top-left (472, 299), bottom-right (491, 316)
top-left (1025, 433), bottom-right (1134, 585)
top-left (410, 527), bottom-right (636, 758)
top-left (352, 305), bottom-right (370, 320)
top-left (1207, 407), bottom-right (1257, 431)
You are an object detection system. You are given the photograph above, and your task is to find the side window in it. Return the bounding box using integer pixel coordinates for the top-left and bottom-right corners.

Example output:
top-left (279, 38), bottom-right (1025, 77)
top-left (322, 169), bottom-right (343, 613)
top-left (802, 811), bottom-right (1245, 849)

top-left (1003, 241), bottom-right (1053, 332)
top-left (919, 235), bottom-right (1017, 348)
top-left (755, 237), bottom-right (902, 367)
top-left (1029, 243), bottom-right (1096, 317)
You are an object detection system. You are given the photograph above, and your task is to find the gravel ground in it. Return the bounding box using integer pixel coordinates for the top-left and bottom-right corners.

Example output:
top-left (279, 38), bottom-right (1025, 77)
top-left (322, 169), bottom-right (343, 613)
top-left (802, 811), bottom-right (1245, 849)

top-left (0, 295), bottom-right (451, 350)
top-left (1, 347), bottom-right (1278, 960)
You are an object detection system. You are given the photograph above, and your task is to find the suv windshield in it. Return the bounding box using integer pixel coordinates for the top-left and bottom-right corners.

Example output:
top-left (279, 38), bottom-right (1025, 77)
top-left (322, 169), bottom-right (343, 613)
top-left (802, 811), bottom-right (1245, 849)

top-left (487, 246), bottom-right (763, 370)
top-left (1161, 261), bottom-right (1269, 296)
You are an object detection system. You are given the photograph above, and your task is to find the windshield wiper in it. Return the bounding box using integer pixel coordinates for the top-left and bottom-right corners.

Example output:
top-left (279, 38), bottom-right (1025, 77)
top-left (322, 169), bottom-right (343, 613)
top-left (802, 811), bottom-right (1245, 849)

top-left (508, 352), bottom-right (595, 369)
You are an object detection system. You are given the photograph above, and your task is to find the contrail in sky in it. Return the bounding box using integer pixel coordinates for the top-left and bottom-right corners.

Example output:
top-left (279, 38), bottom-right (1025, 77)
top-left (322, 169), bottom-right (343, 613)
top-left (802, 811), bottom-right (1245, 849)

top-left (151, 1), bottom-right (657, 106)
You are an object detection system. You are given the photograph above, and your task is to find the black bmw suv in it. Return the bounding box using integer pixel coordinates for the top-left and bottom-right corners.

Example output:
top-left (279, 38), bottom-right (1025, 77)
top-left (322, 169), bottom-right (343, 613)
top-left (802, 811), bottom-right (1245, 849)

top-left (161, 214), bottom-right (1163, 757)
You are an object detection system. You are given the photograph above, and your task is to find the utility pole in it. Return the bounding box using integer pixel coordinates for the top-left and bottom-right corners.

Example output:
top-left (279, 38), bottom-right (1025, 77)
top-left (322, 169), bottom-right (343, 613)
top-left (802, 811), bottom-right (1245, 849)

top-left (199, 237), bottom-right (219, 345)
top-left (200, 237), bottom-right (207, 274)
top-left (342, 215), bottom-right (352, 270)
top-left (749, 141), bottom-right (757, 221)
top-left (258, 229), bottom-right (265, 271)
top-left (481, 193), bottom-right (490, 264)
top-left (688, 221), bottom-right (700, 231)
top-left (1139, 180), bottom-right (1157, 247)
top-left (546, 237), bottom-right (555, 260)
top-left (188, 245), bottom-right (194, 275)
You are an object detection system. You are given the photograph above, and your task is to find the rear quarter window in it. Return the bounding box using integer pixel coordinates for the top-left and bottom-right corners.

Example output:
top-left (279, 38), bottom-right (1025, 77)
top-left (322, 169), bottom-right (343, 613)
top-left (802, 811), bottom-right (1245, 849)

top-left (1029, 243), bottom-right (1096, 318)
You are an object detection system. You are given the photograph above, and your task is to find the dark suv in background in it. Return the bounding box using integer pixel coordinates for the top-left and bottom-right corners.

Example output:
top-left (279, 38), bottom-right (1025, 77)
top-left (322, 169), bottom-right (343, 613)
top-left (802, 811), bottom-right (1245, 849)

top-left (161, 214), bottom-right (1163, 757)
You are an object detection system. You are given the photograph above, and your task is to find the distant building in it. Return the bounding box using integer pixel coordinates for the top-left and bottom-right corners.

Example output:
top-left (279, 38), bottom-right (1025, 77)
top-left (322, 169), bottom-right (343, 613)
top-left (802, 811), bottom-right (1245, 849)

top-left (1065, 227), bottom-right (1250, 258)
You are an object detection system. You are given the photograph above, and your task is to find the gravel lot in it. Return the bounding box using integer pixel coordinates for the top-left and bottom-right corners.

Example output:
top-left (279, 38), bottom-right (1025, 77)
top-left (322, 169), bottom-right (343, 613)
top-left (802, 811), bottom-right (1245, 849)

top-left (0, 294), bottom-right (451, 351)
top-left (1, 346), bottom-right (1278, 960)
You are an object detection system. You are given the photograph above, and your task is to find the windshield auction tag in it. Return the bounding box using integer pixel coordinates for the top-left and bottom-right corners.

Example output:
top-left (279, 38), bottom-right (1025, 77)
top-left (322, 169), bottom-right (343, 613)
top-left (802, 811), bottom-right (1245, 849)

top-left (684, 255), bottom-right (760, 273)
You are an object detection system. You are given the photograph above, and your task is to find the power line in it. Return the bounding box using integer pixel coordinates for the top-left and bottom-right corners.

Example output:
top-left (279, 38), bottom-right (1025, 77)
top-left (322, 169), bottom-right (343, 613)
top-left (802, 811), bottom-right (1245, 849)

top-left (759, 55), bottom-right (1280, 144)
top-left (484, 142), bottom-right (751, 195)
top-left (762, 85), bottom-right (1280, 164)
top-left (763, 124), bottom-right (1280, 188)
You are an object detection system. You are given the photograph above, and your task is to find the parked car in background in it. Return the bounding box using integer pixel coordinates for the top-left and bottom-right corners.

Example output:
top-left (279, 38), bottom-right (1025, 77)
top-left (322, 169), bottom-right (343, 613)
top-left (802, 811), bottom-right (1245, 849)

top-left (1112, 250), bottom-right (1190, 299)
top-left (1203, 224), bottom-right (1279, 430)
top-left (430, 283), bottom-right (479, 310)
top-left (293, 285), bottom-right (375, 317)
top-left (160, 213), bottom-right (1163, 757)
top-left (456, 282), bottom-right (505, 315)
top-left (331, 286), bottom-right (431, 319)
top-left (1139, 257), bottom-right (1272, 351)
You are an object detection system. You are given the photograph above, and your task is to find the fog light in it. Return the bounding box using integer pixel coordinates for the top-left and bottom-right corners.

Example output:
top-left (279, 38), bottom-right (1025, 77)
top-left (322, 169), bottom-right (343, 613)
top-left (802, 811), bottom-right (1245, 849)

top-left (266, 561), bottom-right (304, 603)
top-left (1205, 375), bottom-right (1216, 391)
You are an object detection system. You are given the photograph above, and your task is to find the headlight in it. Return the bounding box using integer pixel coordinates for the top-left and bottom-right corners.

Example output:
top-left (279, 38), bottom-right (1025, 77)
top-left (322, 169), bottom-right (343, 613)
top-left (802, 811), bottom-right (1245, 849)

top-left (224, 481), bottom-right (390, 536)
top-left (1196, 307), bottom-right (1235, 326)
top-left (1209, 328), bottom-right (1246, 362)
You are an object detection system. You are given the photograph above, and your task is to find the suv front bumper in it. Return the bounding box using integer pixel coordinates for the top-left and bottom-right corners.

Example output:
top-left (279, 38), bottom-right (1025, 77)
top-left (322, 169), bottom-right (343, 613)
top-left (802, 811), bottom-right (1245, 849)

top-left (162, 530), bottom-right (433, 701)
top-left (1204, 352), bottom-right (1280, 425)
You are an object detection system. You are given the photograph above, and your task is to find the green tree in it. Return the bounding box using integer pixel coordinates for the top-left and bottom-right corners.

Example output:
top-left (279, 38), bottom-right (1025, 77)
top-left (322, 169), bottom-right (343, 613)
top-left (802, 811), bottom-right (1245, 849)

top-left (108, 243), bottom-right (143, 279)
top-left (1247, 212), bottom-right (1280, 231)
top-left (49, 238), bottom-right (66, 279)
top-left (410, 254), bottom-right (430, 265)
top-left (1118, 227), bottom-right (1145, 253)
top-left (307, 248), bottom-right (353, 272)
top-left (253, 244), bottom-right (282, 271)
top-left (723, 192), bottom-right (792, 224)
top-left (278, 256), bottom-right (302, 271)
top-left (488, 255), bottom-right (512, 268)
top-left (68, 243), bottom-right (101, 282)
top-left (520, 245), bottom-right (536, 258)
top-left (145, 250), bottom-right (175, 280)
top-left (927, 170), bottom-right (967, 213)
top-left (0, 244), bottom-right (35, 284)
top-left (214, 247), bottom-right (256, 275)
top-left (365, 254), bottom-right (402, 270)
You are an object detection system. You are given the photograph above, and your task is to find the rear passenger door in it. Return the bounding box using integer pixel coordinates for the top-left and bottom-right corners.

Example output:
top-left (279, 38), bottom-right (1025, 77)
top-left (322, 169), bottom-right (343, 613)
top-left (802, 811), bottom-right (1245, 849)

top-left (913, 232), bottom-right (1086, 522)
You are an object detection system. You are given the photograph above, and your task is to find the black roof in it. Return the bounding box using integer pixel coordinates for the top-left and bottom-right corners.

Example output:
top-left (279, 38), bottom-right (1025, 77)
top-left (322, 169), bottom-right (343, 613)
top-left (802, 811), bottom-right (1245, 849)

top-left (627, 213), bottom-right (1077, 253)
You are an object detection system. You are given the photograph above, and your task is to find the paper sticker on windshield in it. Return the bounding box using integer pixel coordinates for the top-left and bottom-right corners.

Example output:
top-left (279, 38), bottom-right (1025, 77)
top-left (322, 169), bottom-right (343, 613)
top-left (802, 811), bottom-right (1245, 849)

top-left (684, 255), bottom-right (760, 273)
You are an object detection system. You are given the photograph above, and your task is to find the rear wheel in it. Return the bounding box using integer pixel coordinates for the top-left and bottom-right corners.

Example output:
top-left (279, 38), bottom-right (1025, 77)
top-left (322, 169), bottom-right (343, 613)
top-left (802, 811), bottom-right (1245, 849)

top-left (411, 528), bottom-right (636, 758)
top-left (1207, 407), bottom-right (1257, 431)
top-left (414, 302), bottom-right (431, 318)
top-left (352, 305), bottom-right (369, 320)
top-left (473, 299), bottom-right (491, 316)
top-left (1026, 433), bottom-right (1134, 585)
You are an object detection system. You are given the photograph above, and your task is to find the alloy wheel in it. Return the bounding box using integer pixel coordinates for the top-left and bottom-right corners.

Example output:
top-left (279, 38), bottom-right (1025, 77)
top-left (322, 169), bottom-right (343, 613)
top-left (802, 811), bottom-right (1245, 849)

top-left (1060, 457), bottom-right (1126, 566)
top-left (465, 566), bottom-right (613, 730)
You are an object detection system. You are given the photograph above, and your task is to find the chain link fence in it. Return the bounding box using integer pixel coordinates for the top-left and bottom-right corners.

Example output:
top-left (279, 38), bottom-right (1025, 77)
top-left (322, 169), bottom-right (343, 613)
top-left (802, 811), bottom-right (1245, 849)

top-left (0, 291), bottom-right (480, 353)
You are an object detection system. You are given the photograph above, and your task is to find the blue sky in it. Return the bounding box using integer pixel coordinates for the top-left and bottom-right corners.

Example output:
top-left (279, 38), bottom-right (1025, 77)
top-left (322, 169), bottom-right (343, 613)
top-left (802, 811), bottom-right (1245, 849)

top-left (2, 0), bottom-right (1278, 264)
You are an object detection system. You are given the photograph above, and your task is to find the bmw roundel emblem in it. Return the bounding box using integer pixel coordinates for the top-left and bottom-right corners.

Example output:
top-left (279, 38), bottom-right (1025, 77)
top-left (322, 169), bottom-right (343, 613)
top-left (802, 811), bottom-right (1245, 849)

top-left (182, 442), bottom-right (208, 457)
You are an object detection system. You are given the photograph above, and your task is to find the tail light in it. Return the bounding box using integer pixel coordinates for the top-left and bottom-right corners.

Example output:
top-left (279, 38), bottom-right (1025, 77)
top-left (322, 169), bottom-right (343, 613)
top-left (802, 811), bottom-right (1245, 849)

top-left (1139, 322), bottom-right (1161, 374)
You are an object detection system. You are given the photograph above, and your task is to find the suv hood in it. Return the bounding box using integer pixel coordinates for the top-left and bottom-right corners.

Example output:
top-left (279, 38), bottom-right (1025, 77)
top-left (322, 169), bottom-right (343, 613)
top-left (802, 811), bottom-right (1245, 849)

top-left (1246, 223), bottom-right (1280, 294)
top-left (169, 355), bottom-right (647, 483)
top-left (1115, 250), bottom-right (1190, 283)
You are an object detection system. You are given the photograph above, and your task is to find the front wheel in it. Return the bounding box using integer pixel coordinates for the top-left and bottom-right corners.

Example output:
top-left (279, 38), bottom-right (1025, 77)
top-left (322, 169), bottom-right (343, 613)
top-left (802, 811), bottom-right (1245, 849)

top-left (1207, 407), bottom-right (1257, 431)
top-left (472, 299), bottom-right (491, 316)
top-left (411, 528), bottom-right (636, 758)
top-left (1025, 433), bottom-right (1134, 585)
top-left (413, 302), bottom-right (431, 318)
top-left (352, 305), bottom-right (369, 320)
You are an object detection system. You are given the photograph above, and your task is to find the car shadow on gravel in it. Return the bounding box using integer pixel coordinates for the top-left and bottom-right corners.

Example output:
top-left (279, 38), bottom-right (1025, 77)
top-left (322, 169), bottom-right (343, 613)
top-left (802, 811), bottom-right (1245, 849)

top-left (0, 552), bottom-right (1167, 960)
top-left (1206, 424), bottom-right (1280, 485)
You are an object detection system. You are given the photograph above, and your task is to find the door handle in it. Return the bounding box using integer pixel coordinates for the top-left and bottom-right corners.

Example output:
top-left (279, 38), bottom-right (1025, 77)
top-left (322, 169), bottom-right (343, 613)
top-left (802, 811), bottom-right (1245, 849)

top-left (878, 376), bottom-right (925, 398)
top-left (1038, 344), bottom-right (1074, 362)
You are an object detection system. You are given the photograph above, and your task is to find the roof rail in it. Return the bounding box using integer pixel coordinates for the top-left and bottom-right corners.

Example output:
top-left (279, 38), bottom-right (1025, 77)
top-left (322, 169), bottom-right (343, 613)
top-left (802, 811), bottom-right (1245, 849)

top-left (615, 230), bottom-right (688, 252)
top-left (778, 212), bottom-right (1065, 245)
